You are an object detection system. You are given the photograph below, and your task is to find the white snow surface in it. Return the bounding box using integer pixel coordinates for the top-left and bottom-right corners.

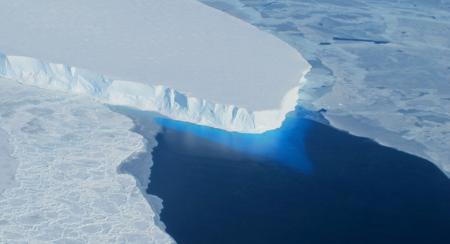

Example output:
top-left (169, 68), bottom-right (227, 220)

top-left (0, 0), bottom-right (310, 133)
top-left (0, 78), bottom-right (173, 243)
top-left (0, 128), bottom-right (17, 193)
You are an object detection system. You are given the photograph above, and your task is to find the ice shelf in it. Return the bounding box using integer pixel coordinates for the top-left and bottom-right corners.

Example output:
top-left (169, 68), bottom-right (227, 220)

top-left (0, 0), bottom-right (310, 133)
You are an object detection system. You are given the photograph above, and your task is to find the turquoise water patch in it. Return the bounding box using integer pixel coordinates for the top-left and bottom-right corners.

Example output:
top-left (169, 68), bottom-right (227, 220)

top-left (113, 106), bottom-right (450, 244)
top-left (149, 110), bottom-right (450, 244)
top-left (154, 111), bottom-right (313, 174)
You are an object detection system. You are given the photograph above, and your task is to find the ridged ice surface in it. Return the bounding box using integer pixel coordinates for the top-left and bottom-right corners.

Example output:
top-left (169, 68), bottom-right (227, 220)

top-left (0, 53), bottom-right (308, 133)
top-left (0, 78), bottom-right (173, 243)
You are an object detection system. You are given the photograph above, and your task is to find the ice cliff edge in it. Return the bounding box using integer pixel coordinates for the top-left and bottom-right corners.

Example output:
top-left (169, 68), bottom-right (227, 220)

top-left (0, 0), bottom-right (311, 133)
top-left (0, 53), bottom-right (310, 133)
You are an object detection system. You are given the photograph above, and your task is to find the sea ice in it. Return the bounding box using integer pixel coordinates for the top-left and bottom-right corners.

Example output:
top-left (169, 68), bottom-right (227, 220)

top-left (201, 0), bottom-right (450, 176)
top-left (0, 78), bottom-right (173, 243)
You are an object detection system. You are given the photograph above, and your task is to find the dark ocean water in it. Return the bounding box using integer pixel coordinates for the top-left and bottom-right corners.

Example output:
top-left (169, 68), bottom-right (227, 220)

top-left (111, 1), bottom-right (450, 242)
top-left (134, 109), bottom-right (450, 244)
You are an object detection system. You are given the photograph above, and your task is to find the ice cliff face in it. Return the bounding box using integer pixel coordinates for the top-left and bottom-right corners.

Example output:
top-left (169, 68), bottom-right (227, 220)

top-left (0, 0), bottom-right (309, 112)
top-left (0, 53), bottom-right (310, 133)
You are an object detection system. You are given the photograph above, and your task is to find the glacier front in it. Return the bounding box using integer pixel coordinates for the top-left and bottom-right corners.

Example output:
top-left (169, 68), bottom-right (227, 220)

top-left (0, 0), bottom-right (310, 133)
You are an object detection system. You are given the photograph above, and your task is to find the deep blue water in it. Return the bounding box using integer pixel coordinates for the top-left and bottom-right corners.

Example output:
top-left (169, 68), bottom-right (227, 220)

top-left (140, 109), bottom-right (450, 244)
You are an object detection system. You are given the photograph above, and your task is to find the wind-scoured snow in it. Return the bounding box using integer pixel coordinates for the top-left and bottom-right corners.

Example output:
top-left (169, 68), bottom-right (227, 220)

top-left (0, 78), bottom-right (173, 243)
top-left (0, 0), bottom-right (310, 133)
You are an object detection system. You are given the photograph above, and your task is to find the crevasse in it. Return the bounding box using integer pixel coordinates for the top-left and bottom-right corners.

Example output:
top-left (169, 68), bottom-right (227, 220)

top-left (0, 53), bottom-right (310, 133)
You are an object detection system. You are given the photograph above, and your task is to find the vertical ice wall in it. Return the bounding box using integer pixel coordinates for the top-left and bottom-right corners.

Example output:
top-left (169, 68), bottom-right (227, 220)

top-left (0, 53), bottom-right (310, 133)
top-left (0, 0), bottom-right (310, 133)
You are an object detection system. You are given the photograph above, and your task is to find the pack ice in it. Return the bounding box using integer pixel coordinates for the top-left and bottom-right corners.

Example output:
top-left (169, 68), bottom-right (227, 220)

top-left (0, 78), bottom-right (173, 243)
top-left (0, 0), bottom-right (310, 133)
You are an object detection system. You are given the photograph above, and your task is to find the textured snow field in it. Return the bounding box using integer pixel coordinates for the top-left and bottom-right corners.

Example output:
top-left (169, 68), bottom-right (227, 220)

top-left (201, 0), bottom-right (450, 176)
top-left (0, 128), bottom-right (17, 193)
top-left (0, 78), bottom-right (172, 243)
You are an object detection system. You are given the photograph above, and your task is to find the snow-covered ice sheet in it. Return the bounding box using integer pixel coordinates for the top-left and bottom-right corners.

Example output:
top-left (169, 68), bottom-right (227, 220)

top-left (0, 78), bottom-right (173, 243)
top-left (0, 0), bottom-right (310, 133)
top-left (201, 0), bottom-right (450, 176)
